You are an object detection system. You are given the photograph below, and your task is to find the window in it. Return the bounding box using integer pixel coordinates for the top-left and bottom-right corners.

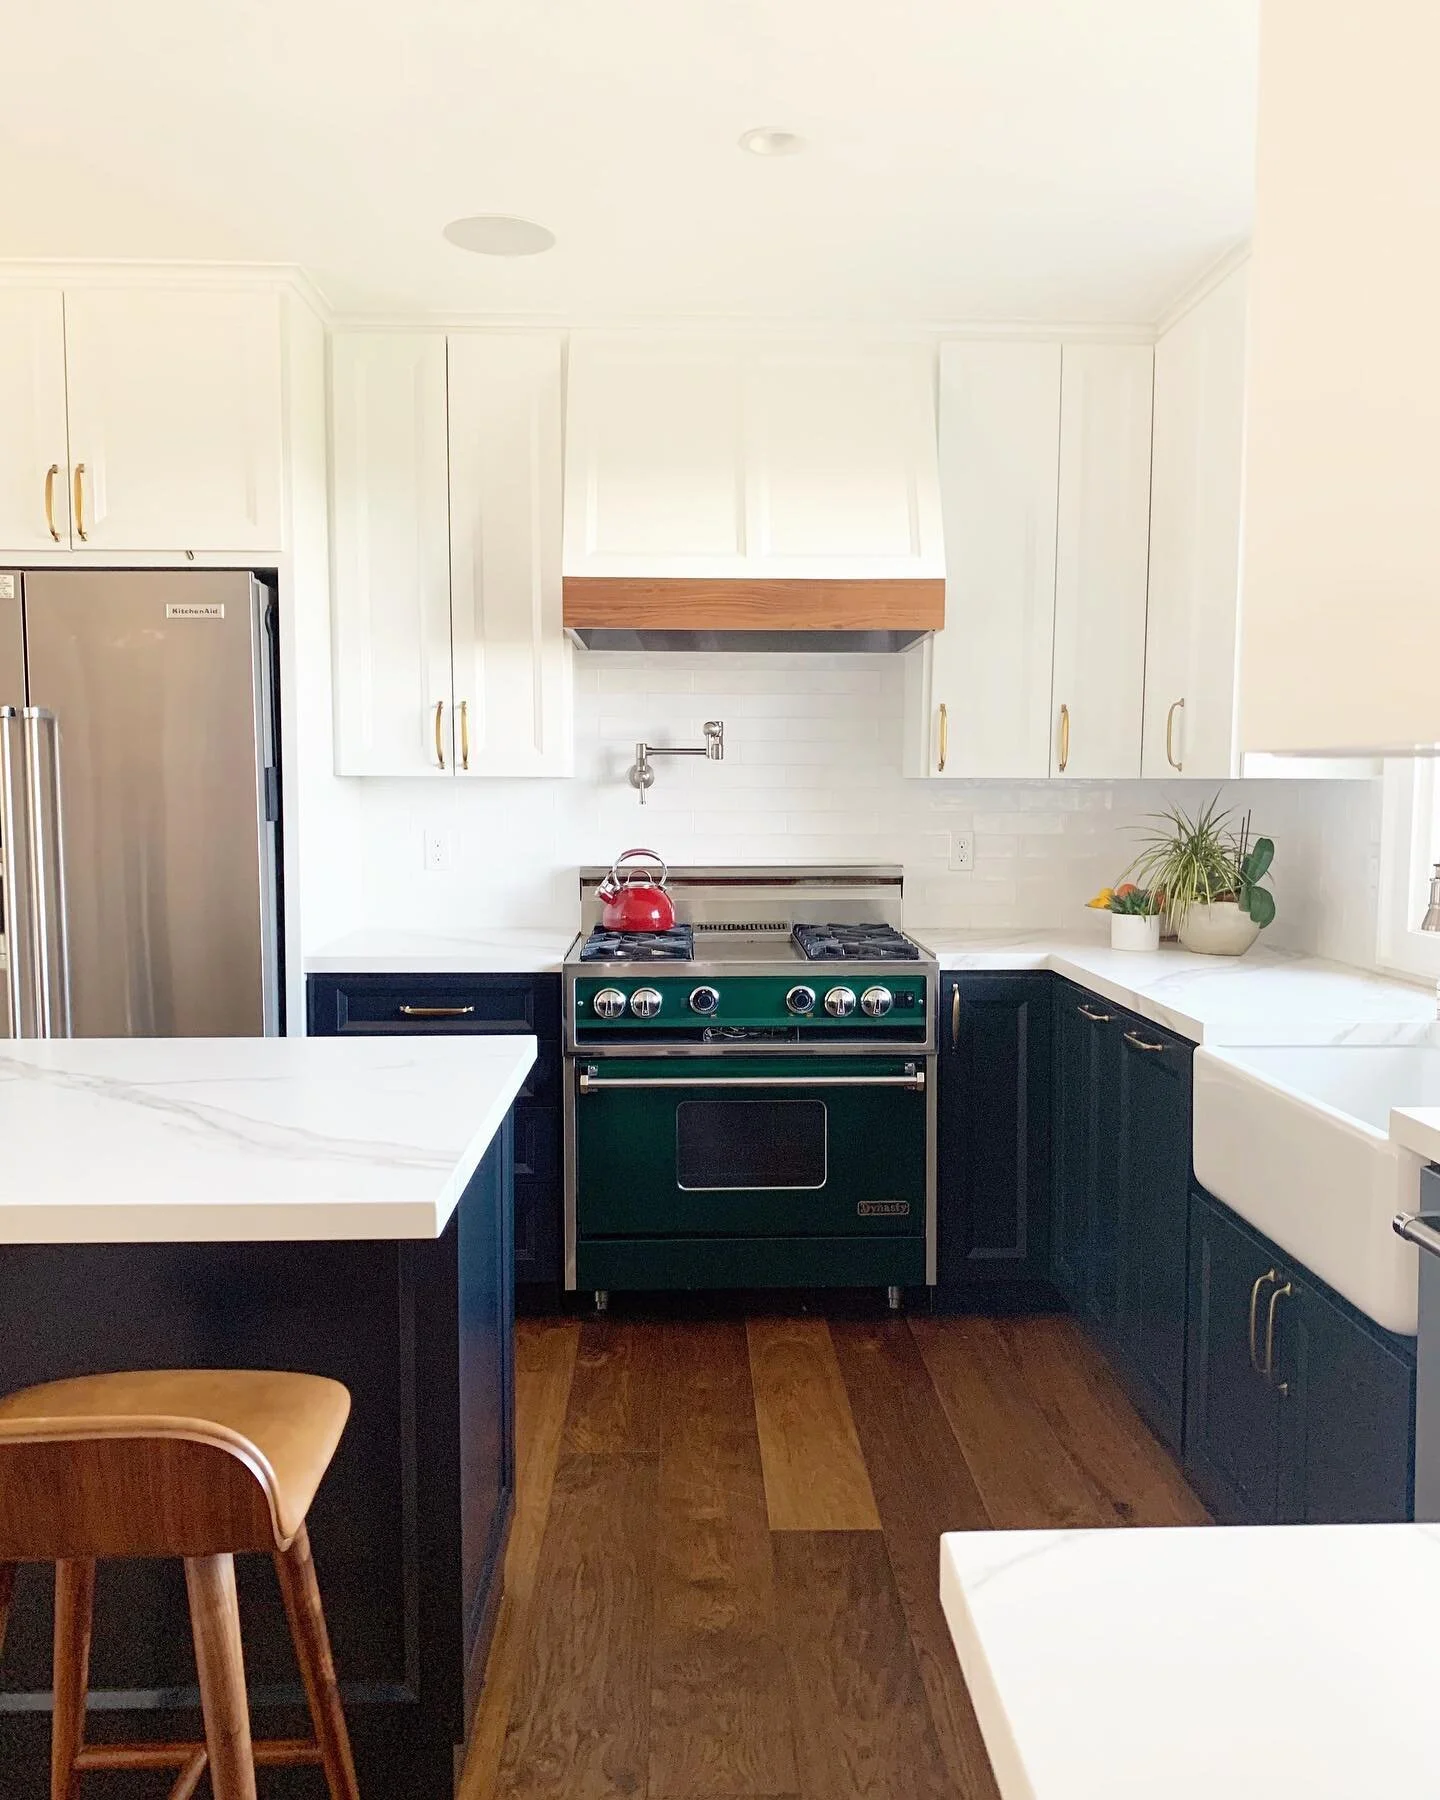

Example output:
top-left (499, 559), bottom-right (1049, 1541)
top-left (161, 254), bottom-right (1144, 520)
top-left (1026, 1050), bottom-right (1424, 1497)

top-left (1377, 758), bottom-right (1440, 981)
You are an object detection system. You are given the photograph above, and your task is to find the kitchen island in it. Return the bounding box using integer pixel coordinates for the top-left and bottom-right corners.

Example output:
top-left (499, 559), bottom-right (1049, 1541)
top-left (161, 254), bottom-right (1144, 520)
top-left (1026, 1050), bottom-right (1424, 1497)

top-left (0, 1034), bottom-right (535, 1798)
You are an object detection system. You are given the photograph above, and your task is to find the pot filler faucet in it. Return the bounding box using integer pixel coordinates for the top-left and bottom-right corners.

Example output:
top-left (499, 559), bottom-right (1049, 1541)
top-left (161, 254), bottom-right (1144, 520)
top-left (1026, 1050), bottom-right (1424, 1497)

top-left (1420, 863), bottom-right (1440, 1018)
top-left (627, 720), bottom-right (724, 805)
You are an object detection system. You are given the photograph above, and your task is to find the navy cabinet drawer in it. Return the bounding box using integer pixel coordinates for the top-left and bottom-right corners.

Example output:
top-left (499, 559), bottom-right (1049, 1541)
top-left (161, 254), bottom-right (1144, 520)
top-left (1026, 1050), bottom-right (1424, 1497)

top-left (309, 974), bottom-right (560, 1039)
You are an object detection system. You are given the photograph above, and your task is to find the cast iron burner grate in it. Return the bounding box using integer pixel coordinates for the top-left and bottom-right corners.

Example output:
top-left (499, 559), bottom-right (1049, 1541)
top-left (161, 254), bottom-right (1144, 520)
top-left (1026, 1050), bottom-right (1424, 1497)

top-left (578, 925), bottom-right (695, 962)
top-left (791, 922), bottom-right (921, 962)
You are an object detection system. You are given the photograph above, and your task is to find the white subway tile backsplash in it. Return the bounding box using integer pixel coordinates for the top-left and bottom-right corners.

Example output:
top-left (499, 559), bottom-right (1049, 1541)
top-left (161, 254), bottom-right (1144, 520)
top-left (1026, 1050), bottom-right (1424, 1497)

top-left (346, 653), bottom-right (1382, 952)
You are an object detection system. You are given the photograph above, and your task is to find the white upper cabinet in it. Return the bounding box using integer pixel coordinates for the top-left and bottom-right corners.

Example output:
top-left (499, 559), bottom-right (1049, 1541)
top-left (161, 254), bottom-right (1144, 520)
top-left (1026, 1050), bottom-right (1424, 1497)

top-left (1049, 343), bottom-right (1154, 779)
top-left (1142, 266), bottom-right (1249, 780)
top-left (0, 289), bottom-right (70, 551)
top-left (448, 334), bottom-right (571, 778)
top-left (1240, 0), bottom-right (1440, 754)
top-left (330, 332), bottom-right (454, 778)
top-left (564, 338), bottom-right (944, 580)
top-left (61, 287), bottom-right (284, 553)
top-left (906, 341), bottom-right (1061, 779)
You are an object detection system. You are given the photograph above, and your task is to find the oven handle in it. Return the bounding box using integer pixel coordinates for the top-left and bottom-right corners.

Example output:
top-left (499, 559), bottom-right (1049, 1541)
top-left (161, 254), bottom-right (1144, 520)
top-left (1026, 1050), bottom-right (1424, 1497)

top-left (577, 1066), bottom-right (926, 1095)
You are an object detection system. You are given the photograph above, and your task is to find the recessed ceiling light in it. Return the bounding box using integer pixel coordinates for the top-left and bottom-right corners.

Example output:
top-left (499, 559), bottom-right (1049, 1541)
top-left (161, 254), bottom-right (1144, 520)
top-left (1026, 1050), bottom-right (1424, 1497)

top-left (442, 215), bottom-right (556, 257)
top-left (738, 127), bottom-right (807, 158)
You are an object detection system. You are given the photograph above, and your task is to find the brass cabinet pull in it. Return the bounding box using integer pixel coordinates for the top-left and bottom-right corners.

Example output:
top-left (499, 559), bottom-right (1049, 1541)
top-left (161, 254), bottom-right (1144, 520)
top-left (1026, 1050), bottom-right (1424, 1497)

top-left (433, 699), bottom-right (446, 770)
top-left (1058, 702), bottom-right (1070, 773)
top-left (1263, 1281), bottom-right (1294, 1393)
top-left (1165, 697), bottom-right (1185, 772)
top-left (459, 699), bottom-right (470, 771)
top-left (1077, 1003), bottom-right (1111, 1023)
top-left (43, 464), bottom-right (61, 541)
top-left (398, 1003), bottom-right (476, 1019)
top-left (937, 702), bottom-right (948, 774)
top-left (72, 463), bottom-right (87, 541)
top-left (951, 983), bottom-right (960, 1049)
top-left (1123, 1029), bottom-right (1166, 1053)
top-left (1248, 1268), bottom-right (1279, 1374)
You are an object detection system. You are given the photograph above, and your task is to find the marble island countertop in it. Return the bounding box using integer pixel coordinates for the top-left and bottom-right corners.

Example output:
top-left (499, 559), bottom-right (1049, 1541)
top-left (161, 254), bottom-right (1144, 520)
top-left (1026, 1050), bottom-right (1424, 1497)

top-left (941, 1523), bottom-right (1439, 1799)
top-left (909, 928), bottom-right (1436, 1045)
top-left (0, 1036), bottom-right (536, 1245)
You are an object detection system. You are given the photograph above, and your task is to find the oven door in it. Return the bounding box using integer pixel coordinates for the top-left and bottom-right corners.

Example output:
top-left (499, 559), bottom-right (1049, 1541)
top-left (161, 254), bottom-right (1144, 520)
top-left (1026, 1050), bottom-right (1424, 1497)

top-left (573, 1055), bottom-right (928, 1240)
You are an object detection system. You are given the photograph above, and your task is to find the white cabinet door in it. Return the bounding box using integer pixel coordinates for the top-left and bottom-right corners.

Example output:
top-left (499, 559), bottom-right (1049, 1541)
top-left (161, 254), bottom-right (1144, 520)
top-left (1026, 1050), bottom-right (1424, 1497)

top-left (910, 341), bottom-right (1061, 778)
top-left (62, 287), bottom-right (284, 552)
top-left (1050, 344), bottom-right (1154, 779)
top-left (564, 338), bottom-right (942, 580)
top-left (330, 333), bottom-right (455, 778)
top-left (1142, 267), bottom-right (1249, 780)
top-left (448, 334), bottom-right (571, 778)
top-left (0, 289), bottom-right (71, 551)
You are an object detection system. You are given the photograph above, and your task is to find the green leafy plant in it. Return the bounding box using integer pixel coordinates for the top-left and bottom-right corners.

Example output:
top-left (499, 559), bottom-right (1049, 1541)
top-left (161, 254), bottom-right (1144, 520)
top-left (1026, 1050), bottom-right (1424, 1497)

top-left (1124, 795), bottom-right (1276, 929)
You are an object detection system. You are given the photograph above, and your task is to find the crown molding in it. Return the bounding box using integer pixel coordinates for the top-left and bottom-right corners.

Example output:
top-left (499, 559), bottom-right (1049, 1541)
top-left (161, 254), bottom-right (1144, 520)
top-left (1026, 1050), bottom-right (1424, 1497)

top-left (0, 259), bottom-right (332, 319)
top-left (1154, 241), bottom-right (1252, 339)
top-left (328, 309), bottom-right (1158, 344)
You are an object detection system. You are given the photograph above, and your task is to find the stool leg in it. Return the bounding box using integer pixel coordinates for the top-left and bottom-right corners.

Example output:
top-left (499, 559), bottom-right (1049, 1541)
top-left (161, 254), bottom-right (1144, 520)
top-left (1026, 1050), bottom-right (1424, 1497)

top-left (274, 1523), bottom-right (360, 1800)
top-left (51, 1559), bottom-right (95, 1800)
top-left (0, 1562), bottom-right (16, 1659)
top-left (184, 1554), bottom-right (257, 1800)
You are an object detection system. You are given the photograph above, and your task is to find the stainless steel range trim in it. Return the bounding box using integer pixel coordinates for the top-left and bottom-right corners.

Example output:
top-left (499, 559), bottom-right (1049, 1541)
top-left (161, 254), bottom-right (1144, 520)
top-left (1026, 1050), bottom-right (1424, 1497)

top-left (578, 1065), bottom-right (926, 1093)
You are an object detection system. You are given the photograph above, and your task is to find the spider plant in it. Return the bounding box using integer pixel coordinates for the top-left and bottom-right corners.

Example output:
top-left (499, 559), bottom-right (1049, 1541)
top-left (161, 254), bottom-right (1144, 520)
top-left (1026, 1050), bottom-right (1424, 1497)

top-left (1124, 796), bottom-right (1276, 929)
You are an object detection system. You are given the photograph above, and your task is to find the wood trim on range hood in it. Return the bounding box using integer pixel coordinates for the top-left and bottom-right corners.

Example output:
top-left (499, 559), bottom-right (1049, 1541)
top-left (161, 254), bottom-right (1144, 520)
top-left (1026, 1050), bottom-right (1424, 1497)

top-left (562, 576), bottom-right (945, 633)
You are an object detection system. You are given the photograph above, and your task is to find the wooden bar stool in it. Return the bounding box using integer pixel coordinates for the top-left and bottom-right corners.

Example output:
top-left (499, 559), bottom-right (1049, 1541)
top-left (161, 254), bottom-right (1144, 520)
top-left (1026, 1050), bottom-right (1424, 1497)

top-left (0, 1369), bottom-right (361, 1800)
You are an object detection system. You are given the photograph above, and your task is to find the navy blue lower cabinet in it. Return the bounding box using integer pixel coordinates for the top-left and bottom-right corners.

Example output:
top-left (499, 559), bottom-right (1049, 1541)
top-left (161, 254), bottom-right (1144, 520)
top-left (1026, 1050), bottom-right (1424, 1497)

top-left (1185, 1192), bottom-right (1284, 1522)
top-left (1112, 1011), bottom-right (1194, 1453)
top-left (1050, 982), bottom-right (1122, 1327)
top-left (1186, 1189), bottom-right (1415, 1524)
top-left (938, 974), bottom-right (1052, 1290)
top-left (308, 971), bottom-right (563, 1290)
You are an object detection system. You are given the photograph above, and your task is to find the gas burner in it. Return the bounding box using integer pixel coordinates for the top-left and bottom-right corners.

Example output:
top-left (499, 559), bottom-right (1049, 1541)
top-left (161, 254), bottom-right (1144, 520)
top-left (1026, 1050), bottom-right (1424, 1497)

top-left (578, 924), bottom-right (695, 963)
top-left (791, 922), bottom-right (921, 962)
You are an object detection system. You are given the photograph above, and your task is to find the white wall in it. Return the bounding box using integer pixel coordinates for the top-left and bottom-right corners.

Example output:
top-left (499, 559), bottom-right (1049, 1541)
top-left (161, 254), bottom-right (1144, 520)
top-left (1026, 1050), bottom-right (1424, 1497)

top-left (330, 649), bottom-right (1376, 958)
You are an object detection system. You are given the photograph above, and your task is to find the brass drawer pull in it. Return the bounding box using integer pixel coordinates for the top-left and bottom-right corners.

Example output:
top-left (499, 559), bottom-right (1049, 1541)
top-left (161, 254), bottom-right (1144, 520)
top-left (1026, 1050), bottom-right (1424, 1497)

top-left (951, 983), bottom-right (960, 1049)
top-left (1077, 1003), bottom-right (1111, 1023)
top-left (398, 1004), bottom-right (476, 1019)
top-left (1123, 1030), bottom-right (1166, 1053)
top-left (1248, 1268), bottom-right (1278, 1375)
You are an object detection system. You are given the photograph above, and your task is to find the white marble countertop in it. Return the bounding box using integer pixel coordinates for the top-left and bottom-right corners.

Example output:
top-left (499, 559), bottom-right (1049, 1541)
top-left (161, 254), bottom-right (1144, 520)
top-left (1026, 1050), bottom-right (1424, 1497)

top-left (909, 928), bottom-right (1435, 1045)
top-left (1391, 1106), bottom-right (1440, 1168)
top-left (941, 1523), bottom-right (1439, 1799)
top-left (0, 1036), bottom-right (536, 1245)
top-left (305, 927), bottom-right (577, 976)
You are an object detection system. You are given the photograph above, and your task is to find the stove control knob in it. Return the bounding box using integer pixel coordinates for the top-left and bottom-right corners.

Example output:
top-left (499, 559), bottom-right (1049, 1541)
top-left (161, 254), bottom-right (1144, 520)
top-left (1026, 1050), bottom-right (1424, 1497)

top-left (629, 986), bottom-right (663, 1020)
top-left (591, 988), bottom-right (627, 1021)
top-left (785, 984), bottom-right (817, 1016)
top-left (824, 986), bottom-right (857, 1017)
top-left (860, 985), bottom-right (894, 1018)
top-left (689, 985), bottom-right (721, 1016)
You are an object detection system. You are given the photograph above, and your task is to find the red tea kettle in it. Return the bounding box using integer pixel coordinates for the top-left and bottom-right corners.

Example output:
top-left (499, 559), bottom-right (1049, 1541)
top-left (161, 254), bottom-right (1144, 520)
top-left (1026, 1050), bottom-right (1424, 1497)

top-left (598, 848), bottom-right (676, 932)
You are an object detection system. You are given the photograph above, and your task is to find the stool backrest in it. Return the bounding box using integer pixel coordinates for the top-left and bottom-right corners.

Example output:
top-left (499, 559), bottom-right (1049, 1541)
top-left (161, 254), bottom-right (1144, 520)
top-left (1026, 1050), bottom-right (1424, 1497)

top-left (0, 1422), bottom-right (282, 1560)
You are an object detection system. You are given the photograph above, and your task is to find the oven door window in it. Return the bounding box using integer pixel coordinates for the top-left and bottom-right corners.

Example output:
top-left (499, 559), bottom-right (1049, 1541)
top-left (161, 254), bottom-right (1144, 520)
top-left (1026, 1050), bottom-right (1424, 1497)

top-left (675, 1098), bottom-right (827, 1191)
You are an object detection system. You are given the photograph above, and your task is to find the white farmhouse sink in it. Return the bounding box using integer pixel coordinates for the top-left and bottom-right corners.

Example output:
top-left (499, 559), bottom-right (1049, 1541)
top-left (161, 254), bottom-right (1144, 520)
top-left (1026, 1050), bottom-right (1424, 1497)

top-left (1193, 1044), bottom-right (1431, 1335)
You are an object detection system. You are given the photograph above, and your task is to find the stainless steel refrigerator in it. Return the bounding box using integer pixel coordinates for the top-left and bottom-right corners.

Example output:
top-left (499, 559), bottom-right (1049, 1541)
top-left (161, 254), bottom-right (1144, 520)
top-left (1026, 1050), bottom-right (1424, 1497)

top-left (0, 570), bottom-right (281, 1039)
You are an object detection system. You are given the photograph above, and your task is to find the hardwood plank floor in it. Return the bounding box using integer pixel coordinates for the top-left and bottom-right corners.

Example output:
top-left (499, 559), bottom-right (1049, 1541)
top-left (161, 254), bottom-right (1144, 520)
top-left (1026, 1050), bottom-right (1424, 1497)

top-left (746, 1318), bottom-right (881, 1531)
top-left (466, 1310), bottom-right (1210, 1800)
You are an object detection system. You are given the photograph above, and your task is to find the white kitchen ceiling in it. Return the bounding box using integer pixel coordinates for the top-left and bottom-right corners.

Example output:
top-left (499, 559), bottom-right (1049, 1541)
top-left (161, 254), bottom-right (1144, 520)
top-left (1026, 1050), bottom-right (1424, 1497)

top-left (1, 0), bottom-right (1256, 324)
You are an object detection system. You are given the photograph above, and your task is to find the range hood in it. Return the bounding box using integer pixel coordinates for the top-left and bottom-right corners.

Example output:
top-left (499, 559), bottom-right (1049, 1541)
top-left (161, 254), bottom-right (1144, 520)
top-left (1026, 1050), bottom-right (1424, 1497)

top-left (561, 339), bottom-right (946, 651)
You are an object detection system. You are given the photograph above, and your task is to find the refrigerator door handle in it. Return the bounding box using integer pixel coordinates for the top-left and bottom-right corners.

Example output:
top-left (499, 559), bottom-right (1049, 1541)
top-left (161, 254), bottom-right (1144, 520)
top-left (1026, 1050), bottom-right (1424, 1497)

top-left (22, 706), bottom-right (71, 1038)
top-left (0, 705), bottom-right (34, 1037)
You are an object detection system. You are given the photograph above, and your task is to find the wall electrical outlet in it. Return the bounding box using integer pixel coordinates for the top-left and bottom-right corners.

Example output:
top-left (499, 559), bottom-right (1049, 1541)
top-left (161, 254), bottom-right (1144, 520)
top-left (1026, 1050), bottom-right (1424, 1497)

top-left (949, 831), bottom-right (975, 873)
top-left (423, 829), bottom-right (453, 873)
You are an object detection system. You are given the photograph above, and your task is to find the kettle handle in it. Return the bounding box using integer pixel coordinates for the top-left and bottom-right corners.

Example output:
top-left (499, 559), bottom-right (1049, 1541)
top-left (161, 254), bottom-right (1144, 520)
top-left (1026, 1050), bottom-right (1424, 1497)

top-left (602, 847), bottom-right (669, 893)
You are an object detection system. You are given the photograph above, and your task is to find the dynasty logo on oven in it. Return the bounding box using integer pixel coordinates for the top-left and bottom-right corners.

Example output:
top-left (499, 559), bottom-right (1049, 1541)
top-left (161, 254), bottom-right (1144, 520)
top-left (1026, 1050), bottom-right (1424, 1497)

top-left (856, 1200), bottom-right (911, 1217)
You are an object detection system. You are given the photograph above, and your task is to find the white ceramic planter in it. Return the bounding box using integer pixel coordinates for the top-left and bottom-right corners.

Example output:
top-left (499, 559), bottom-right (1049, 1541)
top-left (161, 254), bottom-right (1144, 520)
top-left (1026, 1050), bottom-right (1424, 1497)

top-left (1110, 913), bottom-right (1161, 952)
top-left (1177, 900), bottom-right (1262, 957)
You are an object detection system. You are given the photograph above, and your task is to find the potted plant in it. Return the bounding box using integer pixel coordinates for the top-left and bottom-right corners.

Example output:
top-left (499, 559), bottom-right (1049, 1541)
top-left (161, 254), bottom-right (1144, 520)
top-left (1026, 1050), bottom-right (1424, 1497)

top-left (1086, 881), bottom-right (1163, 952)
top-left (1124, 796), bottom-right (1276, 956)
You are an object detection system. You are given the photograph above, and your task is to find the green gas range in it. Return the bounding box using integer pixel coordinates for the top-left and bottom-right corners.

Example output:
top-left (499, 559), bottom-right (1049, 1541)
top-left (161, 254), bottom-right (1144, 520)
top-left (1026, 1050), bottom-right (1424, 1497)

top-left (563, 865), bottom-right (937, 1307)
